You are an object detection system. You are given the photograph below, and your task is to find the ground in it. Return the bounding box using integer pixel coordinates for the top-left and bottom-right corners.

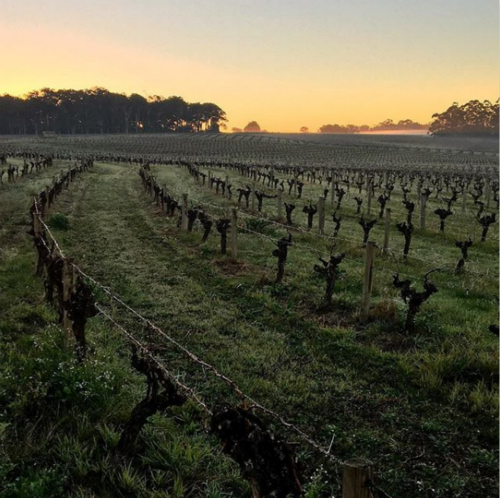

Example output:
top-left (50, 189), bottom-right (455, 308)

top-left (0, 134), bottom-right (498, 497)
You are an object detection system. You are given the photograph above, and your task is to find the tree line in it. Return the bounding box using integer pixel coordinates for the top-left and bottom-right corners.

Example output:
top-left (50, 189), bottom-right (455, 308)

top-left (317, 119), bottom-right (428, 134)
top-left (316, 99), bottom-right (499, 136)
top-left (0, 87), bottom-right (227, 135)
top-left (429, 99), bottom-right (499, 136)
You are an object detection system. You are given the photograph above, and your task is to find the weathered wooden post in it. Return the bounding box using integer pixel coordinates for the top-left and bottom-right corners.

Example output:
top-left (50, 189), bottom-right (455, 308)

top-left (181, 194), bottom-right (189, 230)
top-left (230, 208), bottom-right (238, 259)
top-left (318, 196), bottom-right (325, 234)
top-left (420, 194), bottom-right (426, 230)
top-left (383, 207), bottom-right (391, 253)
top-left (360, 242), bottom-right (376, 322)
top-left (62, 259), bottom-right (74, 337)
top-left (225, 175), bottom-right (230, 197)
top-left (342, 459), bottom-right (374, 498)
top-left (277, 189), bottom-right (283, 222)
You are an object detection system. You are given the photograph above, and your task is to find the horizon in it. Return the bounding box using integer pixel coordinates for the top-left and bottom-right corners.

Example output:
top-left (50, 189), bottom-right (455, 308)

top-left (2, 0), bottom-right (498, 132)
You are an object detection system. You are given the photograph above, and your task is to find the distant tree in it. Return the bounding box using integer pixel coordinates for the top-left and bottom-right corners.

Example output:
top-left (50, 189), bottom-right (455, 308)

top-left (300, 126), bottom-right (309, 133)
top-left (231, 127), bottom-right (243, 133)
top-left (429, 99), bottom-right (499, 136)
top-left (318, 124), bottom-right (359, 134)
top-left (244, 121), bottom-right (261, 132)
top-left (370, 119), bottom-right (427, 131)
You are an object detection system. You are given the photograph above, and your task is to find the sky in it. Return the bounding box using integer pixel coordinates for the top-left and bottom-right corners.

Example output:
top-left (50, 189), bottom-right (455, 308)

top-left (1, 0), bottom-right (498, 132)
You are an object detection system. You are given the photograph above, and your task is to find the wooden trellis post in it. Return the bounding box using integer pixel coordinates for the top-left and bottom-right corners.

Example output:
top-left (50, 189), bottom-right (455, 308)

top-left (277, 189), bottom-right (283, 222)
top-left (360, 242), bottom-right (376, 322)
top-left (318, 196), bottom-right (325, 234)
top-left (420, 194), bottom-right (426, 230)
top-left (383, 207), bottom-right (391, 253)
top-left (181, 194), bottom-right (188, 230)
top-left (231, 208), bottom-right (238, 259)
top-left (342, 460), bottom-right (374, 498)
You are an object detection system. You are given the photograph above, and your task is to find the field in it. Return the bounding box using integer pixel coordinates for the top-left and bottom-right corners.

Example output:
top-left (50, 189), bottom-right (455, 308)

top-left (0, 133), bottom-right (498, 498)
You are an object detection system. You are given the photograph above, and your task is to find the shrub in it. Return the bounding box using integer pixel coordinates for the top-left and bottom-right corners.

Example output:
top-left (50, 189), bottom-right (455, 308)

top-left (47, 213), bottom-right (70, 231)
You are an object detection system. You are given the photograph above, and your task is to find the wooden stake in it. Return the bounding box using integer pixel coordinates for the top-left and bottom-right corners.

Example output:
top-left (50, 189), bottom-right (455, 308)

top-left (342, 459), bottom-right (373, 498)
top-left (420, 194), bottom-right (426, 230)
top-left (383, 207), bottom-right (391, 253)
top-left (181, 193), bottom-right (188, 230)
top-left (360, 242), bottom-right (376, 322)
top-left (231, 208), bottom-right (238, 259)
top-left (318, 196), bottom-right (325, 234)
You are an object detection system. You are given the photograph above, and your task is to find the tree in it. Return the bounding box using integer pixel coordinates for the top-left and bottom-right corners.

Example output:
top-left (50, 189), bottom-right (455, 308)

top-left (300, 126), bottom-right (309, 133)
top-left (429, 100), bottom-right (499, 136)
top-left (244, 121), bottom-right (261, 132)
top-left (0, 87), bottom-right (227, 135)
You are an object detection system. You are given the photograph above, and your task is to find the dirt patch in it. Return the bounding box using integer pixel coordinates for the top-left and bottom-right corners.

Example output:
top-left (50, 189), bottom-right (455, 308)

top-left (308, 302), bottom-right (356, 329)
top-left (368, 330), bottom-right (414, 353)
top-left (212, 258), bottom-right (249, 276)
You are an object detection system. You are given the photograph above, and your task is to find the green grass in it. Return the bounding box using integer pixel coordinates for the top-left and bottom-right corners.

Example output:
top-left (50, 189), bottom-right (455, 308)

top-left (0, 160), bottom-right (497, 497)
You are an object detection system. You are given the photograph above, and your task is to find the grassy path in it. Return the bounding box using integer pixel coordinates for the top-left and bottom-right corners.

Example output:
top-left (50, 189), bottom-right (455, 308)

top-left (46, 162), bottom-right (498, 497)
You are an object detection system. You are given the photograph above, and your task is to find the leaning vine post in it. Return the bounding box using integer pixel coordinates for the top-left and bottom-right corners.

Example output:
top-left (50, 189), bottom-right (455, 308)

top-left (360, 242), bottom-right (376, 322)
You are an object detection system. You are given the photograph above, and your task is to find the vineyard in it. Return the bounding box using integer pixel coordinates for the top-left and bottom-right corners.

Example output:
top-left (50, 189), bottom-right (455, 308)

top-left (0, 133), bottom-right (498, 498)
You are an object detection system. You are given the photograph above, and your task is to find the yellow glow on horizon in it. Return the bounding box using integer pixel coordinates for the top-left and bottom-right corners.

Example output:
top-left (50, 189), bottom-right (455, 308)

top-left (1, 21), bottom-right (497, 133)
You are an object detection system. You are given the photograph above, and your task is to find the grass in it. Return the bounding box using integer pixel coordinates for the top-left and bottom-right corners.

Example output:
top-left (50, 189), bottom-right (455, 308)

top-left (0, 158), bottom-right (497, 497)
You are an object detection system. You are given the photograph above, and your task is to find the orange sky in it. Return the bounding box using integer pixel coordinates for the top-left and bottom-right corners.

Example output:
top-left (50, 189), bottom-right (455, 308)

top-left (1, 1), bottom-right (498, 132)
